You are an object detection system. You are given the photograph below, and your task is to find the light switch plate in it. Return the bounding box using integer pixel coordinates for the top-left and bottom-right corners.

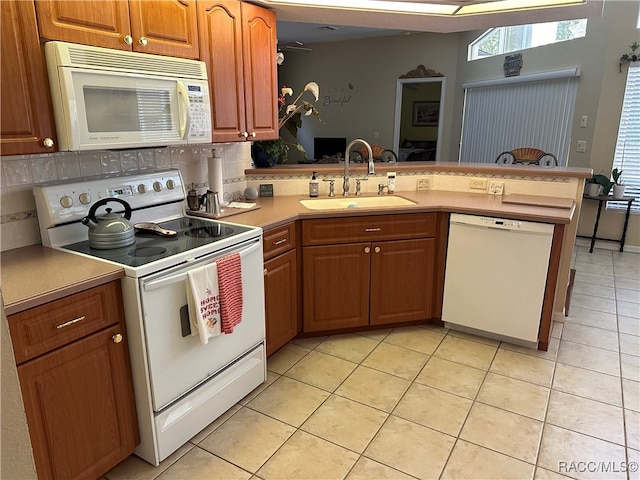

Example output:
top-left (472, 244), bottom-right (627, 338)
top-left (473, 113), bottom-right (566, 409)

top-left (577, 141), bottom-right (587, 152)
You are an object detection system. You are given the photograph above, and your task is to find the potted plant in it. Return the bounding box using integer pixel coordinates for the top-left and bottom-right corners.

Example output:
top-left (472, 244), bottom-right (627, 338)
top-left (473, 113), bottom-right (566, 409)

top-left (585, 174), bottom-right (612, 196)
top-left (251, 82), bottom-right (321, 167)
top-left (611, 168), bottom-right (625, 198)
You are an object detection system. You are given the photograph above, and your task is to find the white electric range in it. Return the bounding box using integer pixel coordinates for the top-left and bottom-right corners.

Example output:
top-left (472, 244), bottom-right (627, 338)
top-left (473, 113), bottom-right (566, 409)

top-left (34, 170), bottom-right (266, 466)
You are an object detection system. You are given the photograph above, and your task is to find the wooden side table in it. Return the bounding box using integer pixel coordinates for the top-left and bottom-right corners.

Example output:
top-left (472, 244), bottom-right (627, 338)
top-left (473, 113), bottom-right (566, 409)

top-left (583, 194), bottom-right (635, 252)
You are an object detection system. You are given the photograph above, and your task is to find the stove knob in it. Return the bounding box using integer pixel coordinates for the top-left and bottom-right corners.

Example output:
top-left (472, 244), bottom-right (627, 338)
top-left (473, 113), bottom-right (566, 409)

top-left (153, 181), bottom-right (163, 192)
top-left (137, 184), bottom-right (147, 194)
top-left (79, 193), bottom-right (91, 205)
top-left (166, 179), bottom-right (175, 190)
top-left (60, 195), bottom-right (73, 208)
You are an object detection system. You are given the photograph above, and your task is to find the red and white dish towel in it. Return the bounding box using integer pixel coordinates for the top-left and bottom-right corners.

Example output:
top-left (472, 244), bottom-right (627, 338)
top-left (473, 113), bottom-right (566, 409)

top-left (186, 262), bottom-right (222, 345)
top-left (217, 253), bottom-right (243, 334)
top-left (186, 252), bottom-right (243, 343)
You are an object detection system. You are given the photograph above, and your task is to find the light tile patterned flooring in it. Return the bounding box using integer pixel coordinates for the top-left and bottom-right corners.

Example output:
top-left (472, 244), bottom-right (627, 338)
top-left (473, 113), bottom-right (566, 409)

top-left (106, 245), bottom-right (639, 480)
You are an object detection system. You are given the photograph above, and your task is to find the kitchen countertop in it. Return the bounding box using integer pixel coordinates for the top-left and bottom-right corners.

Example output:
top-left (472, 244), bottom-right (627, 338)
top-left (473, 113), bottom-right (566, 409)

top-left (1, 245), bottom-right (124, 316)
top-left (218, 190), bottom-right (576, 231)
top-left (1, 190), bottom-right (575, 315)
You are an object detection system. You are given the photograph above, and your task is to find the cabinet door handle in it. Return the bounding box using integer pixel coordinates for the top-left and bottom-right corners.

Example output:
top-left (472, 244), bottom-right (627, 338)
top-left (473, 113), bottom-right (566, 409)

top-left (123, 34), bottom-right (133, 45)
top-left (364, 246), bottom-right (371, 254)
top-left (138, 36), bottom-right (148, 46)
top-left (112, 333), bottom-right (123, 344)
top-left (43, 137), bottom-right (54, 148)
top-left (374, 246), bottom-right (381, 253)
top-left (55, 316), bottom-right (85, 329)
top-left (239, 131), bottom-right (249, 138)
top-left (263, 268), bottom-right (268, 276)
top-left (273, 238), bottom-right (287, 245)
top-left (249, 132), bottom-right (256, 138)
top-left (365, 227), bottom-right (381, 232)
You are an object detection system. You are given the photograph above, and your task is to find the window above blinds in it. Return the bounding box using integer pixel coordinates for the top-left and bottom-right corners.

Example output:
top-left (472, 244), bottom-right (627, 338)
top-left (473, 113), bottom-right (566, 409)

top-left (609, 62), bottom-right (640, 214)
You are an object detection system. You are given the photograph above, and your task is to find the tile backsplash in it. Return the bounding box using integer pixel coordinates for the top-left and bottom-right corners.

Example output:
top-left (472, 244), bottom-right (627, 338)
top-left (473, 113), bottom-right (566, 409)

top-left (1, 143), bottom-right (252, 251)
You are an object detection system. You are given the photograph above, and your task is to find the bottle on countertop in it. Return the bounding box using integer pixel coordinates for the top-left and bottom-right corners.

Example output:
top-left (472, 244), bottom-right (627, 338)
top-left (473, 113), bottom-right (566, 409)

top-left (309, 171), bottom-right (319, 198)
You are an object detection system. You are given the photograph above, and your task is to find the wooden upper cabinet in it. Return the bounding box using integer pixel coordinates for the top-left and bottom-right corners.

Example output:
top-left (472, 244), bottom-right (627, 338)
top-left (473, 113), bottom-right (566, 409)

top-left (35, 0), bottom-right (199, 58)
top-left (1, 0), bottom-right (57, 156)
top-left (241, 2), bottom-right (278, 141)
top-left (198, 0), bottom-right (246, 142)
top-left (35, 0), bottom-right (132, 50)
top-left (128, 0), bottom-right (199, 58)
top-left (198, 0), bottom-right (278, 142)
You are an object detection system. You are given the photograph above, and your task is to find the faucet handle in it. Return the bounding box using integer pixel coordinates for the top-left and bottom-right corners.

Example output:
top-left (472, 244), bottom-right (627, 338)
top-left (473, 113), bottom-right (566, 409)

top-left (378, 183), bottom-right (389, 195)
top-left (323, 178), bottom-right (335, 197)
top-left (355, 178), bottom-right (368, 196)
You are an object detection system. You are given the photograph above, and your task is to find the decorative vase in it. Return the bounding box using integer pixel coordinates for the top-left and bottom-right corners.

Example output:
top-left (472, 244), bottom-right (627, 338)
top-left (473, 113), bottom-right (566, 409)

top-left (585, 183), bottom-right (601, 197)
top-left (612, 184), bottom-right (626, 199)
top-left (251, 144), bottom-right (279, 168)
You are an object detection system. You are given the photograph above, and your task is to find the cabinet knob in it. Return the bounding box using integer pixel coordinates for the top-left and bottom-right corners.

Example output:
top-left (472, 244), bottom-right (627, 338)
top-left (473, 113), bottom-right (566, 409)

top-left (43, 137), bottom-right (54, 148)
top-left (241, 131), bottom-right (249, 138)
top-left (123, 34), bottom-right (133, 45)
top-left (112, 333), bottom-right (123, 344)
top-left (374, 246), bottom-right (381, 253)
top-left (263, 268), bottom-right (268, 276)
top-left (364, 246), bottom-right (371, 254)
top-left (138, 36), bottom-right (148, 46)
top-left (249, 132), bottom-right (256, 138)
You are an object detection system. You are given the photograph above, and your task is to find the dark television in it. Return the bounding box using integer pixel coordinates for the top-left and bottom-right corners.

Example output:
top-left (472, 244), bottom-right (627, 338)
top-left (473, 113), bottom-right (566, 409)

top-left (314, 137), bottom-right (346, 160)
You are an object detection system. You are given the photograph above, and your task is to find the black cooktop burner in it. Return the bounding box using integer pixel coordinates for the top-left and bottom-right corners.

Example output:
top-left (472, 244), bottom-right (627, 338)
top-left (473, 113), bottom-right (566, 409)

top-left (63, 216), bottom-right (254, 268)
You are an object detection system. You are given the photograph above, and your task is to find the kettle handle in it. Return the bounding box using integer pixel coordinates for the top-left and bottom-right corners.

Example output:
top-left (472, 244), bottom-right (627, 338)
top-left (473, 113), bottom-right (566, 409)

top-left (85, 198), bottom-right (133, 223)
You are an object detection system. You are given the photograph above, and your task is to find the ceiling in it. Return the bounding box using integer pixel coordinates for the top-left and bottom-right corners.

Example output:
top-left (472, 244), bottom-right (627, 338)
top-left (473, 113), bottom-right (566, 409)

top-left (265, 0), bottom-right (603, 46)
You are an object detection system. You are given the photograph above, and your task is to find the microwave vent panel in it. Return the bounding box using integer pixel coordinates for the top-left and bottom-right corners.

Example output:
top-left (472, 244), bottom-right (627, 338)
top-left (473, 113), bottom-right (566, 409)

top-left (48, 41), bottom-right (207, 80)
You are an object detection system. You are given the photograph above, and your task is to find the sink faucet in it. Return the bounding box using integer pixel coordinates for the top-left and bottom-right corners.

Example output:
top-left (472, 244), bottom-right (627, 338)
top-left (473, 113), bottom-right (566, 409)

top-left (343, 139), bottom-right (374, 196)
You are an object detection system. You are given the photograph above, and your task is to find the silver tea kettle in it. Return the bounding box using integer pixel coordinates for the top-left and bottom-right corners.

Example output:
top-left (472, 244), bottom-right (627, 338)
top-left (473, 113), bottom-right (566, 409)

top-left (199, 190), bottom-right (221, 215)
top-left (82, 198), bottom-right (135, 249)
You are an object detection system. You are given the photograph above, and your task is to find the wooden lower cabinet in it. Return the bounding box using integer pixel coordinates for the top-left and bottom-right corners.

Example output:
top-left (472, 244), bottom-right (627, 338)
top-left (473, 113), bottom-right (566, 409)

top-left (370, 238), bottom-right (435, 326)
top-left (263, 222), bottom-right (298, 356)
top-left (303, 243), bottom-right (371, 332)
top-left (264, 249), bottom-right (298, 356)
top-left (9, 281), bottom-right (138, 480)
top-left (302, 214), bottom-right (439, 333)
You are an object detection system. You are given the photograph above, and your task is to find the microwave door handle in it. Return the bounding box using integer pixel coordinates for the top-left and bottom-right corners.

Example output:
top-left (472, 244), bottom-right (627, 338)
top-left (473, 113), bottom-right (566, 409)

top-left (176, 81), bottom-right (191, 140)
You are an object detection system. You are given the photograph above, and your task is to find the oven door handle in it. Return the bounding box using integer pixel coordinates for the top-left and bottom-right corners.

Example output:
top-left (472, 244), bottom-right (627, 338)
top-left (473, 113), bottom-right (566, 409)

top-left (142, 240), bottom-right (261, 292)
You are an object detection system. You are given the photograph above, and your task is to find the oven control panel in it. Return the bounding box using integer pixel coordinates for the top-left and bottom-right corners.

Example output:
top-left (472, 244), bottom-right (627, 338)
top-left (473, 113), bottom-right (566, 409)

top-left (34, 170), bottom-right (185, 228)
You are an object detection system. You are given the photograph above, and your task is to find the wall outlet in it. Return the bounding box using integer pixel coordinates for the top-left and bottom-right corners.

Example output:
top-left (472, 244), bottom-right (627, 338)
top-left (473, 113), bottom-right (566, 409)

top-left (469, 178), bottom-right (487, 190)
top-left (489, 181), bottom-right (504, 195)
top-left (387, 171), bottom-right (396, 193)
top-left (416, 178), bottom-right (430, 190)
top-left (577, 141), bottom-right (587, 152)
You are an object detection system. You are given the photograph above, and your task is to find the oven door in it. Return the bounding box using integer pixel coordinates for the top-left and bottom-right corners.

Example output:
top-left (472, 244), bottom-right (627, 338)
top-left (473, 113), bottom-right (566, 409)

top-left (139, 237), bottom-right (265, 411)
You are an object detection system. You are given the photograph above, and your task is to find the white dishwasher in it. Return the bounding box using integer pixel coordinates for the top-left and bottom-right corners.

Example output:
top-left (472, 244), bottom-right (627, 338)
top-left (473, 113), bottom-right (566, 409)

top-left (442, 213), bottom-right (554, 348)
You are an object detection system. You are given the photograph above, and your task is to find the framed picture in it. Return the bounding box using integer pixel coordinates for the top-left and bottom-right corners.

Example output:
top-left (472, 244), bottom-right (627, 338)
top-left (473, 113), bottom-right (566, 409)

top-left (412, 101), bottom-right (440, 126)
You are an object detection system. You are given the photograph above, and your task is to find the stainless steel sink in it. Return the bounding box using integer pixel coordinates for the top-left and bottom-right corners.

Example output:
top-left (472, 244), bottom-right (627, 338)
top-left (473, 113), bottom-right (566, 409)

top-left (300, 196), bottom-right (417, 210)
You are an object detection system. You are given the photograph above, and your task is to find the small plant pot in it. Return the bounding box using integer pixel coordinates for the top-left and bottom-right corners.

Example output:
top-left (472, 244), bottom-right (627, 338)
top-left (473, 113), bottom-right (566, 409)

top-left (612, 184), bottom-right (626, 199)
top-left (585, 183), bottom-right (601, 197)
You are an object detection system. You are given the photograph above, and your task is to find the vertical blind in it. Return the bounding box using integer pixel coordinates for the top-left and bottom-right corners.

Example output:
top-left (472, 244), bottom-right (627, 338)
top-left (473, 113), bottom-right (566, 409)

top-left (460, 72), bottom-right (579, 165)
top-left (610, 62), bottom-right (639, 213)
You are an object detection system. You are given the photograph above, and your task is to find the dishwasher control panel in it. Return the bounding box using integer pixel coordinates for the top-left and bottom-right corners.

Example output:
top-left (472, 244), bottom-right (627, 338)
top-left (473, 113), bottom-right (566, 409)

top-left (479, 217), bottom-right (521, 229)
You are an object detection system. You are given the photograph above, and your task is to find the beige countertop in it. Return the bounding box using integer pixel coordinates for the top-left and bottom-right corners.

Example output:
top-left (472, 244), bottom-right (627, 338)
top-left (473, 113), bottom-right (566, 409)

top-left (1, 189), bottom-right (574, 315)
top-left (1, 245), bottom-right (124, 316)
top-left (217, 190), bottom-right (576, 231)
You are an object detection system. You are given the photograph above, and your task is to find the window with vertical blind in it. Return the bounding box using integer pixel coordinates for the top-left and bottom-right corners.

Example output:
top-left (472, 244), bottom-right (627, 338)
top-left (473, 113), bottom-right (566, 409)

top-left (609, 62), bottom-right (639, 214)
top-left (459, 69), bottom-right (580, 165)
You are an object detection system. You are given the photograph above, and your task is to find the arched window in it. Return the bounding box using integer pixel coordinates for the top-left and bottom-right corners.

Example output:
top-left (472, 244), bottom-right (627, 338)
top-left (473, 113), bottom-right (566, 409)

top-left (468, 19), bottom-right (587, 61)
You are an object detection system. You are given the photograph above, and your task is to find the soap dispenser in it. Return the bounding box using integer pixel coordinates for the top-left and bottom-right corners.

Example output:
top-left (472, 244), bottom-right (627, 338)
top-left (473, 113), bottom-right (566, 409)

top-left (309, 171), bottom-right (319, 197)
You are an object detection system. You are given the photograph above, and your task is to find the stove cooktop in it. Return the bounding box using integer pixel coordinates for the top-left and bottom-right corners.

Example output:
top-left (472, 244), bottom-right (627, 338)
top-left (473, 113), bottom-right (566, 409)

top-left (63, 217), bottom-right (255, 268)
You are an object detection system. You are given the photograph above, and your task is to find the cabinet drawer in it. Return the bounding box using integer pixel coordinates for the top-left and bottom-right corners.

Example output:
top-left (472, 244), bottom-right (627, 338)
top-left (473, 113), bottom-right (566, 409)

top-left (263, 222), bottom-right (296, 260)
top-left (302, 213), bottom-right (437, 246)
top-left (9, 281), bottom-right (124, 364)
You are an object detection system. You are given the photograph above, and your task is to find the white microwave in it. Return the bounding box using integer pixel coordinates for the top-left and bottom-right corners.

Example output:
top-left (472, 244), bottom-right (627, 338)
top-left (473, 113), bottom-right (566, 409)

top-left (45, 41), bottom-right (212, 151)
